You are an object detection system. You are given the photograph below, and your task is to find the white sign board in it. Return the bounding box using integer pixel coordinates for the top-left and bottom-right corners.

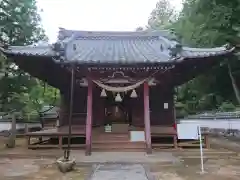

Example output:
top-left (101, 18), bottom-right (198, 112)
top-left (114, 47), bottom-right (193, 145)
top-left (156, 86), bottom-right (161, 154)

top-left (104, 125), bottom-right (112, 132)
top-left (177, 124), bottom-right (205, 173)
top-left (164, 103), bottom-right (168, 109)
top-left (177, 124), bottom-right (199, 140)
top-left (130, 131), bottom-right (145, 142)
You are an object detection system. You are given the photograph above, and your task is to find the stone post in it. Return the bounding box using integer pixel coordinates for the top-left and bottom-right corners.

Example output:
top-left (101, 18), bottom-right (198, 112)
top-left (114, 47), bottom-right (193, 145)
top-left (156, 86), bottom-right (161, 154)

top-left (6, 113), bottom-right (16, 148)
top-left (25, 123), bottom-right (30, 147)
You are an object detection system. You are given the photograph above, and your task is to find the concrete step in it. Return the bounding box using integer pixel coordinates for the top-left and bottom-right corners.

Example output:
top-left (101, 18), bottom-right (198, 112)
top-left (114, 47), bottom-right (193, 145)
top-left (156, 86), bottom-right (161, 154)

top-left (92, 141), bottom-right (145, 150)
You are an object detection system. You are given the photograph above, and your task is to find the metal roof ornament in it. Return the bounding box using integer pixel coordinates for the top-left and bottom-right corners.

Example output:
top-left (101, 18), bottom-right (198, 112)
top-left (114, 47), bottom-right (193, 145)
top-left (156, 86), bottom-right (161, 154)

top-left (224, 43), bottom-right (232, 50)
top-left (52, 41), bottom-right (65, 61)
top-left (58, 27), bottom-right (67, 40)
top-left (169, 43), bottom-right (182, 57)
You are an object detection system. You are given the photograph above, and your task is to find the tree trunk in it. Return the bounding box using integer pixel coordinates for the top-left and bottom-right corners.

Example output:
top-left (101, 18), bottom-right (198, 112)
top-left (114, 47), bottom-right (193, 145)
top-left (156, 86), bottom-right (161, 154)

top-left (227, 62), bottom-right (240, 104)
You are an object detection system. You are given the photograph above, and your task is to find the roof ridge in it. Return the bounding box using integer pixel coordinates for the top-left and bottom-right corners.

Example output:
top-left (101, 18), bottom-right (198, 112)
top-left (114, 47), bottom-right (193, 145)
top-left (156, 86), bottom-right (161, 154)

top-left (57, 28), bottom-right (176, 40)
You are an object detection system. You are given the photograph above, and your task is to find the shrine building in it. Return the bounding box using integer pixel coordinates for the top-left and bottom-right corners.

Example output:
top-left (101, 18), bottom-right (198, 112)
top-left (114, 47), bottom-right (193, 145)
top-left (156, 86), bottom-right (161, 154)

top-left (0, 29), bottom-right (234, 155)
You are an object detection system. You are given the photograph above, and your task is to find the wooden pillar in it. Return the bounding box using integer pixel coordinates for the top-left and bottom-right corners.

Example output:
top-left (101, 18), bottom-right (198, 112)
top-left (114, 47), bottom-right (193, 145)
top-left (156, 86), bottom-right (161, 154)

top-left (59, 91), bottom-right (66, 126)
top-left (85, 78), bottom-right (93, 156)
top-left (59, 136), bottom-right (63, 149)
top-left (65, 66), bottom-right (75, 159)
top-left (173, 92), bottom-right (178, 149)
top-left (204, 135), bottom-right (210, 148)
top-left (143, 82), bottom-right (152, 154)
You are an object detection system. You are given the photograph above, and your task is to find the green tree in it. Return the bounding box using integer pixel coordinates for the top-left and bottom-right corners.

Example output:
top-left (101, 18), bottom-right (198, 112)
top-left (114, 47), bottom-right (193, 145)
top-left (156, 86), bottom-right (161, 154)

top-left (148, 0), bottom-right (178, 30)
top-left (0, 0), bottom-right (46, 45)
top-left (174, 0), bottom-right (240, 112)
top-left (0, 0), bottom-right (59, 118)
top-left (181, 0), bottom-right (240, 103)
top-left (148, 0), bottom-right (240, 115)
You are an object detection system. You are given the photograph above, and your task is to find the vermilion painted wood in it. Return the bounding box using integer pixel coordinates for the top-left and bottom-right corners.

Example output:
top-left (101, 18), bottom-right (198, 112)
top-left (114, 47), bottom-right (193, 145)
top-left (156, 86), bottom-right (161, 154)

top-left (85, 78), bottom-right (93, 156)
top-left (143, 82), bottom-right (152, 154)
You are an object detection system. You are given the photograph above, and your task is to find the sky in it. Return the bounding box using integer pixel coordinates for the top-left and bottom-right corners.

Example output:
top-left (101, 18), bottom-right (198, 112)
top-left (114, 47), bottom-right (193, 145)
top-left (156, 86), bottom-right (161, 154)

top-left (37, 0), bottom-right (183, 43)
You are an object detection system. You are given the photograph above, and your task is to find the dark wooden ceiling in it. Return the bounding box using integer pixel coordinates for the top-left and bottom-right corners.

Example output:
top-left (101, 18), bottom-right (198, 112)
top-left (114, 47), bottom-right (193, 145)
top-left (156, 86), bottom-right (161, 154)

top-left (9, 53), bottom-right (232, 92)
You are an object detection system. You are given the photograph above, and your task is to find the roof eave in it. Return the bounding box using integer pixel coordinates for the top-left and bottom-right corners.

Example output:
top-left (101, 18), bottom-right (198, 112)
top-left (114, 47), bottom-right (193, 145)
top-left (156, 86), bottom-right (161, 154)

top-left (0, 46), bottom-right (56, 59)
top-left (2, 52), bottom-right (55, 59)
top-left (180, 45), bottom-right (235, 60)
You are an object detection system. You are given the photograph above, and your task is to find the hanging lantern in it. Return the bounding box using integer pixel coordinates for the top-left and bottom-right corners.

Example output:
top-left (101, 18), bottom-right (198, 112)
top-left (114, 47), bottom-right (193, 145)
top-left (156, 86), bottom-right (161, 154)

top-left (115, 93), bottom-right (122, 102)
top-left (100, 89), bottom-right (107, 97)
top-left (130, 89), bottom-right (137, 98)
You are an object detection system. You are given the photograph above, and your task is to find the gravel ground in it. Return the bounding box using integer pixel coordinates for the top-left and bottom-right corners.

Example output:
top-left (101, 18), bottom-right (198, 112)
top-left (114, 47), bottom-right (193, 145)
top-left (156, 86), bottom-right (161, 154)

top-left (0, 155), bottom-right (240, 180)
top-left (0, 137), bottom-right (240, 180)
top-left (0, 158), bottom-right (91, 180)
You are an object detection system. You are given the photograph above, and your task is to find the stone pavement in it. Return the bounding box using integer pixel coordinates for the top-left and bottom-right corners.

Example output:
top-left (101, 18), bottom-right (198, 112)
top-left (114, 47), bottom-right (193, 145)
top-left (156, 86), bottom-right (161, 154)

top-left (71, 152), bottom-right (179, 164)
top-left (90, 164), bottom-right (150, 180)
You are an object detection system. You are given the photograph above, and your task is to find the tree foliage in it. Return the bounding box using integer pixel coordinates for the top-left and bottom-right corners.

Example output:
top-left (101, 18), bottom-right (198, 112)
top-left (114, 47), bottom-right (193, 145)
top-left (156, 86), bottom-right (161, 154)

top-left (148, 0), bottom-right (178, 30)
top-left (148, 0), bottom-right (240, 116)
top-left (0, 0), bottom-right (59, 118)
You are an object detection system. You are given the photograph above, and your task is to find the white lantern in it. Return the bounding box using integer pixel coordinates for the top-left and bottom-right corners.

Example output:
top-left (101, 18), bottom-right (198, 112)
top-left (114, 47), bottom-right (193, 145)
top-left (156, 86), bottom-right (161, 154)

top-left (100, 89), bottom-right (107, 97)
top-left (115, 93), bottom-right (122, 102)
top-left (130, 89), bottom-right (137, 98)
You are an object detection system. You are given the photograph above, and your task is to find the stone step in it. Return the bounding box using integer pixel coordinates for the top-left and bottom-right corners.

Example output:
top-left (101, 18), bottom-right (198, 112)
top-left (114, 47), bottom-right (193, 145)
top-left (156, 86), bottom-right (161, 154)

top-left (93, 137), bottom-right (130, 142)
top-left (92, 142), bottom-right (145, 150)
top-left (93, 133), bottom-right (129, 137)
top-left (92, 133), bottom-right (130, 142)
top-left (93, 148), bottom-right (145, 152)
top-left (93, 135), bottom-right (129, 139)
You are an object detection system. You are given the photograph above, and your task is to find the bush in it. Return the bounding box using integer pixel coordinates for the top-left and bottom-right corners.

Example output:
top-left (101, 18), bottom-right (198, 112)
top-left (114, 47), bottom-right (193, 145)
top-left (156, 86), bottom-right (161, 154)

top-left (219, 102), bottom-right (236, 112)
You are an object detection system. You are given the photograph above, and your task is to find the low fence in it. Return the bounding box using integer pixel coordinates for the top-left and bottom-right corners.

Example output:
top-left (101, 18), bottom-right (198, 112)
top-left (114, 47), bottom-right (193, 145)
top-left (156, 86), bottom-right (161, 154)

top-left (179, 119), bottom-right (240, 130)
top-left (186, 111), bottom-right (240, 120)
top-left (0, 121), bottom-right (41, 132)
top-left (0, 112), bottom-right (42, 136)
top-left (179, 118), bottom-right (240, 138)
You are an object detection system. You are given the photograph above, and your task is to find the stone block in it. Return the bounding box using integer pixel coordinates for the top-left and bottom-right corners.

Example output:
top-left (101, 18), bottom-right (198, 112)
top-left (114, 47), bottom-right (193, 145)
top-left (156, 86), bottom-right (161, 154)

top-left (56, 157), bottom-right (76, 173)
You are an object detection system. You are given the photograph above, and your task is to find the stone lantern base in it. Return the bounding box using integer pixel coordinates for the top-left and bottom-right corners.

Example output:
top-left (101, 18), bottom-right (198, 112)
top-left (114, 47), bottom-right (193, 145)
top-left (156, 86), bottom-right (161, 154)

top-left (56, 157), bottom-right (76, 173)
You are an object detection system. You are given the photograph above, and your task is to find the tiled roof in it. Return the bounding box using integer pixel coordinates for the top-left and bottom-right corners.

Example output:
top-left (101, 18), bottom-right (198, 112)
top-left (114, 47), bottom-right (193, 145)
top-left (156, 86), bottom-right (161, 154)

top-left (63, 30), bottom-right (233, 64)
top-left (1, 44), bottom-right (55, 57)
top-left (0, 29), bottom-right (234, 64)
top-left (65, 36), bottom-right (177, 63)
top-left (180, 46), bottom-right (234, 58)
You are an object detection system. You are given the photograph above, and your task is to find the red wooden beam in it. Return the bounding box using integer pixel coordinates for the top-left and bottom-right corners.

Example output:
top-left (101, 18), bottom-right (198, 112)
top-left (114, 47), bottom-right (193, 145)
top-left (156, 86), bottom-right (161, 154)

top-left (85, 78), bottom-right (93, 156)
top-left (143, 82), bottom-right (152, 154)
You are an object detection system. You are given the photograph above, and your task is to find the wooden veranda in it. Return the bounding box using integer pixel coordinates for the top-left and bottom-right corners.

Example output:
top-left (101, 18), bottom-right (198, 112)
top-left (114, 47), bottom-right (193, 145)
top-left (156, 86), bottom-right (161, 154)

top-left (25, 124), bottom-right (210, 150)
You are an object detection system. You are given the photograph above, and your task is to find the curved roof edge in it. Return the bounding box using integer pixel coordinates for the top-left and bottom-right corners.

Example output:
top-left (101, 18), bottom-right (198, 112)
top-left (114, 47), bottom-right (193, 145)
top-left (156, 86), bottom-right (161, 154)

top-left (0, 44), bottom-right (234, 63)
top-left (180, 44), bottom-right (235, 59)
top-left (0, 44), bottom-right (56, 57)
